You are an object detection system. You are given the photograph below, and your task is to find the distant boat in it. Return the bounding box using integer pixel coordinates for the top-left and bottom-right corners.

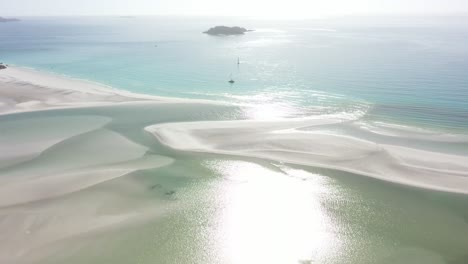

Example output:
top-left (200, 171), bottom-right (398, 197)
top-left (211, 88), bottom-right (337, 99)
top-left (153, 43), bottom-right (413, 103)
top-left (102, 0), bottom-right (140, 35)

top-left (228, 73), bottom-right (235, 84)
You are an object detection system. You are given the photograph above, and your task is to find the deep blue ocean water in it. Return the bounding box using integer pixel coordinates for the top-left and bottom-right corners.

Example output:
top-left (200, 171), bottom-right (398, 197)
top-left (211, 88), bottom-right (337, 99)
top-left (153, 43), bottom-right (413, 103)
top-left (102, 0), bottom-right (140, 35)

top-left (1, 16), bottom-right (468, 132)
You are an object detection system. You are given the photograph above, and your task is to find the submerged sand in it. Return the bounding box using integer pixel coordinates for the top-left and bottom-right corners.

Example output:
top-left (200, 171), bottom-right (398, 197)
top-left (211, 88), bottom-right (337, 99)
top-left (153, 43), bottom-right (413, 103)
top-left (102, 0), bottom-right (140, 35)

top-left (1, 66), bottom-right (468, 263)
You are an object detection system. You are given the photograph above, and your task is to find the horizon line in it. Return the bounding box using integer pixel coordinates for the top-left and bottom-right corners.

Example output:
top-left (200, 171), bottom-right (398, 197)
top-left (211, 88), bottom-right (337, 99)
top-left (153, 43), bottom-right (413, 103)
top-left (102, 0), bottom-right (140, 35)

top-left (3, 12), bottom-right (468, 20)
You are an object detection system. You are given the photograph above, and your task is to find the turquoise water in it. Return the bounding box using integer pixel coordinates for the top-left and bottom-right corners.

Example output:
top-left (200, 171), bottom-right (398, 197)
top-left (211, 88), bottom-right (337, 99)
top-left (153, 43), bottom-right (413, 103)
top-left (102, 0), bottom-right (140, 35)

top-left (1, 16), bottom-right (468, 131)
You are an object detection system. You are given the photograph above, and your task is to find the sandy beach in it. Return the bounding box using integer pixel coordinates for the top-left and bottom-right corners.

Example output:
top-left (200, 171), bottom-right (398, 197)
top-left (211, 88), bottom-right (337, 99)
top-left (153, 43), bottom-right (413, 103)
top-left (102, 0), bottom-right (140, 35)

top-left (0, 66), bottom-right (210, 116)
top-left (1, 66), bottom-right (468, 263)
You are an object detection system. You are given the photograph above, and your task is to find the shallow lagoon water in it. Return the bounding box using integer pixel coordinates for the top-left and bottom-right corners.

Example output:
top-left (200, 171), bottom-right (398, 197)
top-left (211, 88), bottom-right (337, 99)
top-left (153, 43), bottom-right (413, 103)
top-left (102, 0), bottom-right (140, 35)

top-left (1, 103), bottom-right (467, 264)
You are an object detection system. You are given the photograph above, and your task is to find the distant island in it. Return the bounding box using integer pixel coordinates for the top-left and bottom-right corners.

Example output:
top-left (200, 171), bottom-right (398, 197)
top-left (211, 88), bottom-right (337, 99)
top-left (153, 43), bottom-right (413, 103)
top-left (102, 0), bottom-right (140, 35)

top-left (0, 17), bottom-right (20, 23)
top-left (203, 26), bottom-right (253, 36)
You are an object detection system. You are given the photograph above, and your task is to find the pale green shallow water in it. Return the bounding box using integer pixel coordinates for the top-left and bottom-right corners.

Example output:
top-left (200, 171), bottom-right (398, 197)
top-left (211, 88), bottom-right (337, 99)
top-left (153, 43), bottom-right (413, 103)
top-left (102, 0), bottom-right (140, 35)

top-left (1, 103), bottom-right (467, 264)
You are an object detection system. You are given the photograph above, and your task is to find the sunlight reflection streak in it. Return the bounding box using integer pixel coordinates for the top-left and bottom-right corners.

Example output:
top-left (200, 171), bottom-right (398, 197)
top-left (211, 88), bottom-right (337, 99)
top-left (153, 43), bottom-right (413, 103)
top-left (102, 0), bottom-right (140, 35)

top-left (205, 160), bottom-right (341, 263)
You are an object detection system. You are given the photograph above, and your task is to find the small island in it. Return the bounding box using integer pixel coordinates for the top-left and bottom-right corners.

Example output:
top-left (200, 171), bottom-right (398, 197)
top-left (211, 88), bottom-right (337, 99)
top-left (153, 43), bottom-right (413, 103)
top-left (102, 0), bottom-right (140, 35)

top-left (0, 17), bottom-right (20, 23)
top-left (203, 26), bottom-right (252, 36)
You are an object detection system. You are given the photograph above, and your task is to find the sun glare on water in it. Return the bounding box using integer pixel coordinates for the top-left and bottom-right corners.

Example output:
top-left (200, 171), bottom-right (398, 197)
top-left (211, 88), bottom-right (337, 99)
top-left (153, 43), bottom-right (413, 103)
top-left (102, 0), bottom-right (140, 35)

top-left (205, 160), bottom-right (342, 263)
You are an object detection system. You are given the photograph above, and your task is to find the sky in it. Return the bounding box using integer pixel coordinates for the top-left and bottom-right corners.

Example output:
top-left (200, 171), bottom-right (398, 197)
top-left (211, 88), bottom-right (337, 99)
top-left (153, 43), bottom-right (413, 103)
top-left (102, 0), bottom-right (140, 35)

top-left (1, 0), bottom-right (468, 18)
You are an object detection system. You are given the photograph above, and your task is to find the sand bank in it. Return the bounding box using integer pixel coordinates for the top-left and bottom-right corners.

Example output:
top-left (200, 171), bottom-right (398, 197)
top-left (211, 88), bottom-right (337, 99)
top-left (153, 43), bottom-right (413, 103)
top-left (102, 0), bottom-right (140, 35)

top-left (146, 118), bottom-right (468, 194)
top-left (0, 66), bottom-right (205, 115)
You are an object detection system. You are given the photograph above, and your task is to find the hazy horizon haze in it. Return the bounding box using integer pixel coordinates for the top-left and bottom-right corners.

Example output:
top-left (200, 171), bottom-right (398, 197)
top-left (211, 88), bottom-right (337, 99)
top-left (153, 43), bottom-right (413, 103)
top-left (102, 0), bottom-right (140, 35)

top-left (1, 0), bottom-right (468, 18)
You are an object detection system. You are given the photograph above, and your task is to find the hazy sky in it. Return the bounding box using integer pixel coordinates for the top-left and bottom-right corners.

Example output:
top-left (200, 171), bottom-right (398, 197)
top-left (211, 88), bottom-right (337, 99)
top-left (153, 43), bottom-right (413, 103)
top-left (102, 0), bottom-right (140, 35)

top-left (1, 0), bottom-right (468, 17)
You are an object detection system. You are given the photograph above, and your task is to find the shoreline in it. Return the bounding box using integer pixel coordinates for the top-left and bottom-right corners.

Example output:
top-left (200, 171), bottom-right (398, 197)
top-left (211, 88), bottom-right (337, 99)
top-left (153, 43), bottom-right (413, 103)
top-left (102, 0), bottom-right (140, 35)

top-left (0, 65), bottom-right (225, 116)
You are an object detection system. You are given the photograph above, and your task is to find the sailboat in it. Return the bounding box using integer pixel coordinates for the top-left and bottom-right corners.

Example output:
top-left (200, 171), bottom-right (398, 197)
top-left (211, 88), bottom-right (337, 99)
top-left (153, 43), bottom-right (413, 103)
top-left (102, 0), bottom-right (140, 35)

top-left (228, 73), bottom-right (235, 84)
top-left (229, 58), bottom-right (239, 83)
